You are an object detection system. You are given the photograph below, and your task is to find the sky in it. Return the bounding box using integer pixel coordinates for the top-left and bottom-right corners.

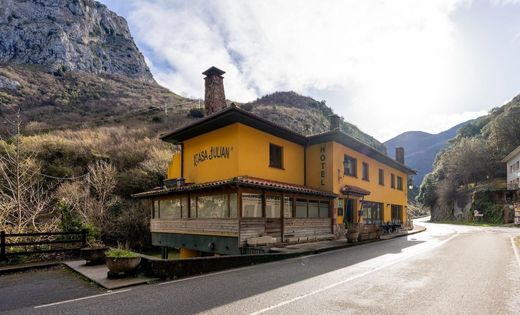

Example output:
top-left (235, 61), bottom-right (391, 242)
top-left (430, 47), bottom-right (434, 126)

top-left (99, 0), bottom-right (520, 141)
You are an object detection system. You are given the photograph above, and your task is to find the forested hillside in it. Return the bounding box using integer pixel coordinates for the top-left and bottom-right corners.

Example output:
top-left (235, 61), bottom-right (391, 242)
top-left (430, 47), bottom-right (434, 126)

top-left (418, 95), bottom-right (520, 221)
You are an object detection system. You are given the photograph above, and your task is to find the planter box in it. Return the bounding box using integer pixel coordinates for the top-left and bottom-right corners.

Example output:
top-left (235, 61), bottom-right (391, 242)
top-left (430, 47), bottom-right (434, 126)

top-left (80, 247), bottom-right (108, 265)
top-left (106, 257), bottom-right (142, 277)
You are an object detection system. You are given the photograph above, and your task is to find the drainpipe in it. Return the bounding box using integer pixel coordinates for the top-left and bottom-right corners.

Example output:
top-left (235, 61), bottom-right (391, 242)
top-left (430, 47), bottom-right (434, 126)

top-left (180, 142), bottom-right (184, 179)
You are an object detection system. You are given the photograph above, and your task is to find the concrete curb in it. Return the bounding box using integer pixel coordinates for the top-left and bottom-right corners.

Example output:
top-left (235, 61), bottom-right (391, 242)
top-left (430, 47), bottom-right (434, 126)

top-left (0, 262), bottom-right (61, 276)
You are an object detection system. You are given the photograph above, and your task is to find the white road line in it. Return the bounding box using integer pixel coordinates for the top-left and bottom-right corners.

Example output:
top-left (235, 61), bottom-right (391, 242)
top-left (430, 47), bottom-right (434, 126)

top-left (34, 289), bottom-right (132, 309)
top-left (510, 236), bottom-right (520, 269)
top-left (249, 233), bottom-right (459, 315)
top-left (158, 241), bottom-right (386, 286)
top-left (158, 265), bottom-right (259, 285)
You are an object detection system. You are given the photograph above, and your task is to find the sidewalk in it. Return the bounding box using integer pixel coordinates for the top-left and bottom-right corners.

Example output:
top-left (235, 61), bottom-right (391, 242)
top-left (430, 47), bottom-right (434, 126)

top-left (272, 224), bottom-right (426, 254)
top-left (64, 260), bottom-right (158, 290)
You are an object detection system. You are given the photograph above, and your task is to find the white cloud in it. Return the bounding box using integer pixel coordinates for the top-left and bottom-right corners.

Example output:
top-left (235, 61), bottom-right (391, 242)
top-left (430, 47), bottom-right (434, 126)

top-left (119, 0), bottom-right (496, 140)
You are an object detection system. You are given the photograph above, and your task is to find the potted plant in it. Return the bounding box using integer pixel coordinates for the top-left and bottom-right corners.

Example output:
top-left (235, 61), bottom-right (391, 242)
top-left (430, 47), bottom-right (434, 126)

top-left (345, 223), bottom-right (359, 243)
top-left (80, 240), bottom-right (108, 265)
top-left (105, 248), bottom-right (141, 276)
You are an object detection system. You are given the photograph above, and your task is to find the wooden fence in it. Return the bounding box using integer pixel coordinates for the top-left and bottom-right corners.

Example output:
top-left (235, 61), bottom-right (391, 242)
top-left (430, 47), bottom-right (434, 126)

top-left (0, 230), bottom-right (88, 260)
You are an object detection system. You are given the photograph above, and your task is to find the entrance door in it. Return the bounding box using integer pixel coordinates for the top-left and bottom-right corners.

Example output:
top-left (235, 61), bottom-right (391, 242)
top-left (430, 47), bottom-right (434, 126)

top-left (265, 195), bottom-right (282, 242)
top-left (346, 199), bottom-right (355, 224)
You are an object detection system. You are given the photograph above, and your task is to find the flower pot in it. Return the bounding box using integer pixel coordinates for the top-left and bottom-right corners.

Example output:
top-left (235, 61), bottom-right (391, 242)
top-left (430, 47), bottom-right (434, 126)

top-left (346, 232), bottom-right (359, 243)
top-left (80, 247), bottom-right (108, 265)
top-left (106, 256), bottom-right (141, 275)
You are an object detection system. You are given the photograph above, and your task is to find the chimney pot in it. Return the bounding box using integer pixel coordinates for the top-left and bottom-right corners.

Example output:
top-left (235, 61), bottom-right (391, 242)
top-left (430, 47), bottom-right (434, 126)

top-left (329, 114), bottom-right (340, 131)
top-left (395, 147), bottom-right (405, 164)
top-left (203, 66), bottom-right (227, 115)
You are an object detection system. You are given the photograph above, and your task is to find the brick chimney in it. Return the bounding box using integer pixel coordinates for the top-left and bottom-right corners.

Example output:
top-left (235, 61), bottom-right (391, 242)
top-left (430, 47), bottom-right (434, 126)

top-left (395, 147), bottom-right (405, 164)
top-left (203, 66), bottom-right (226, 115)
top-left (329, 114), bottom-right (340, 131)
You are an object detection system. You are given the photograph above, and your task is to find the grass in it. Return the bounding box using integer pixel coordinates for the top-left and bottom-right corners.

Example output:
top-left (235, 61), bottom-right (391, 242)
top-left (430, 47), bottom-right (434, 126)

top-left (105, 248), bottom-right (139, 258)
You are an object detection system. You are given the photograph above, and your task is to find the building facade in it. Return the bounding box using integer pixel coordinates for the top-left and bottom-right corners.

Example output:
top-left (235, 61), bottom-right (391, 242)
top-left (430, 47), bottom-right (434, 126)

top-left (503, 145), bottom-right (520, 190)
top-left (134, 67), bottom-right (415, 257)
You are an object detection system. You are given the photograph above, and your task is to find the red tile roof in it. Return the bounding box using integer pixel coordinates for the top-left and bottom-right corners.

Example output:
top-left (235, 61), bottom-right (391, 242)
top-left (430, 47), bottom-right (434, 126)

top-left (340, 185), bottom-right (371, 196)
top-left (132, 176), bottom-right (337, 198)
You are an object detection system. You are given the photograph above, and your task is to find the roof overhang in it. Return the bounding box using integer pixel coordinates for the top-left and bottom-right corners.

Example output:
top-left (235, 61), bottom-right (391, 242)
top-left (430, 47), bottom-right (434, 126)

top-left (133, 176), bottom-right (338, 199)
top-left (308, 130), bottom-right (416, 175)
top-left (501, 145), bottom-right (520, 163)
top-left (160, 106), bottom-right (307, 145)
top-left (340, 185), bottom-right (371, 197)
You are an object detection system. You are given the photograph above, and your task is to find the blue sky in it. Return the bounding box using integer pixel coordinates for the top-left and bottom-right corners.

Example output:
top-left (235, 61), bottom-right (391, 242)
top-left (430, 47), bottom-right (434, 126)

top-left (99, 0), bottom-right (520, 141)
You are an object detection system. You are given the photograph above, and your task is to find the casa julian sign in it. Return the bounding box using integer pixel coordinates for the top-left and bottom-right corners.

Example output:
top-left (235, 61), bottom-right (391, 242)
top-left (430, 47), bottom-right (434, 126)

top-left (193, 146), bottom-right (232, 166)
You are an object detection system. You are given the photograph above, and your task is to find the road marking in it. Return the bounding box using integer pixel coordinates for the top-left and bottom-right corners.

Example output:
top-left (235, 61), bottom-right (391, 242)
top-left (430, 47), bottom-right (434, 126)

top-left (250, 233), bottom-right (459, 315)
top-left (158, 241), bottom-right (389, 286)
top-left (510, 236), bottom-right (520, 269)
top-left (158, 265), bottom-right (259, 285)
top-left (34, 289), bottom-right (132, 309)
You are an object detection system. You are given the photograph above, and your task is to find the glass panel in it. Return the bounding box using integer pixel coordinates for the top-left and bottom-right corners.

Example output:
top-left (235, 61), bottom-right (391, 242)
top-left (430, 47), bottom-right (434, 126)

top-left (242, 193), bottom-right (263, 217)
top-left (160, 198), bottom-right (181, 219)
top-left (190, 196), bottom-right (196, 218)
top-left (153, 200), bottom-right (159, 219)
top-left (308, 200), bottom-right (320, 218)
top-left (283, 197), bottom-right (293, 218)
top-left (295, 199), bottom-right (307, 218)
top-left (362, 202), bottom-right (382, 224)
top-left (266, 196), bottom-right (281, 218)
top-left (319, 201), bottom-right (329, 218)
top-left (229, 193), bottom-right (238, 218)
top-left (181, 196), bottom-right (188, 218)
top-left (197, 194), bottom-right (228, 218)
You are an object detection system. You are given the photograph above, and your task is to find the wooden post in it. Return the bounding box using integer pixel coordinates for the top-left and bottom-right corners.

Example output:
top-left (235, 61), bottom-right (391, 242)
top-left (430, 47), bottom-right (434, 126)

top-left (161, 247), bottom-right (169, 260)
top-left (81, 229), bottom-right (88, 248)
top-left (1, 231), bottom-right (6, 261)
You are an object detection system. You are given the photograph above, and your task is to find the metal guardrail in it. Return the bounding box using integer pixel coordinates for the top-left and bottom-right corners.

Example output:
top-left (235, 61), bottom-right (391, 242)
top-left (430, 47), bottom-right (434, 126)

top-left (0, 230), bottom-right (88, 260)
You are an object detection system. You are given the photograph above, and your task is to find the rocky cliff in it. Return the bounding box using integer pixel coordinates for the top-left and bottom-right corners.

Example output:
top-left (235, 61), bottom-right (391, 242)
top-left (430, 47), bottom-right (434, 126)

top-left (0, 0), bottom-right (153, 82)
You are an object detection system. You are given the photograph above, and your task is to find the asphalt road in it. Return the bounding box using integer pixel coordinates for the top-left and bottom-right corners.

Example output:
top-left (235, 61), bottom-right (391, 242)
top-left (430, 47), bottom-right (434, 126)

top-left (3, 218), bottom-right (520, 315)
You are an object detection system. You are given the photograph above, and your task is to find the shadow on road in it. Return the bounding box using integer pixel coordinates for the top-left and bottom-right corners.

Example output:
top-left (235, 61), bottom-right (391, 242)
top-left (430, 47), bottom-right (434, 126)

top-left (141, 236), bottom-right (425, 314)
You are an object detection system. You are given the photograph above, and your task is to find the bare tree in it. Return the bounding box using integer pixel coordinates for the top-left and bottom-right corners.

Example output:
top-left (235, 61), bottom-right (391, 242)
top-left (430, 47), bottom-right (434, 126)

top-left (0, 108), bottom-right (55, 233)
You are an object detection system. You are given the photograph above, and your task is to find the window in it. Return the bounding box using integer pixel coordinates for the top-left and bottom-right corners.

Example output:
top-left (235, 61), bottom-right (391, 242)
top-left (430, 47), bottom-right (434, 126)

top-left (378, 169), bottom-right (384, 186)
top-left (269, 143), bottom-right (283, 169)
top-left (308, 200), bottom-right (320, 218)
top-left (361, 201), bottom-right (383, 225)
top-left (295, 199), bottom-right (308, 218)
top-left (153, 200), bottom-right (159, 219)
top-left (197, 194), bottom-right (228, 218)
top-left (319, 201), bottom-right (330, 218)
top-left (344, 155), bottom-right (357, 177)
top-left (229, 193), bottom-right (238, 218)
top-left (362, 162), bottom-right (369, 181)
top-left (242, 193), bottom-right (263, 217)
top-left (397, 176), bottom-right (403, 191)
top-left (190, 197), bottom-right (196, 218)
top-left (284, 196), bottom-right (293, 218)
top-left (391, 174), bottom-right (396, 189)
top-left (391, 205), bottom-right (403, 223)
top-left (160, 198), bottom-right (182, 219)
top-left (181, 196), bottom-right (189, 218)
top-left (266, 195), bottom-right (281, 218)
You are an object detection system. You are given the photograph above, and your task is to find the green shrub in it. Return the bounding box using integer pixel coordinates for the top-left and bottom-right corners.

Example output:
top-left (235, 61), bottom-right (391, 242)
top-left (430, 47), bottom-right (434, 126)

top-left (188, 108), bottom-right (204, 118)
top-left (106, 248), bottom-right (139, 258)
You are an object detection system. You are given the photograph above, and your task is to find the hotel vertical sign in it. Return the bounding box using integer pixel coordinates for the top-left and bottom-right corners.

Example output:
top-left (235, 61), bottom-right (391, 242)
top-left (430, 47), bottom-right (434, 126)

top-left (320, 145), bottom-right (326, 186)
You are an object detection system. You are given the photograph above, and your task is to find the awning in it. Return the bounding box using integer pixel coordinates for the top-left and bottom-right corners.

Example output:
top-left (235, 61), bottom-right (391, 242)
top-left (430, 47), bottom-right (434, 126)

top-left (340, 185), bottom-right (371, 197)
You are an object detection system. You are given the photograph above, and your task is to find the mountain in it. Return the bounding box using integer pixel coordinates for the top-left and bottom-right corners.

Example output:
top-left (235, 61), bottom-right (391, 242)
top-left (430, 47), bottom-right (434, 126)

top-left (0, 0), bottom-right (153, 82)
top-left (0, 0), bottom-right (386, 154)
top-left (385, 121), bottom-right (471, 184)
top-left (243, 91), bottom-right (386, 153)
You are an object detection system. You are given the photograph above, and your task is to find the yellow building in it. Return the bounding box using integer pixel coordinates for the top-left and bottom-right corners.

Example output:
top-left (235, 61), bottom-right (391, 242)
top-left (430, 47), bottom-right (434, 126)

top-left (134, 67), bottom-right (415, 257)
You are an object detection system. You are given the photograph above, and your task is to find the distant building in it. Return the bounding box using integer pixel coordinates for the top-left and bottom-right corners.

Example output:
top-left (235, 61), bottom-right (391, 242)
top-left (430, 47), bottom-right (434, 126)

top-left (502, 145), bottom-right (520, 190)
top-left (134, 66), bottom-right (415, 257)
